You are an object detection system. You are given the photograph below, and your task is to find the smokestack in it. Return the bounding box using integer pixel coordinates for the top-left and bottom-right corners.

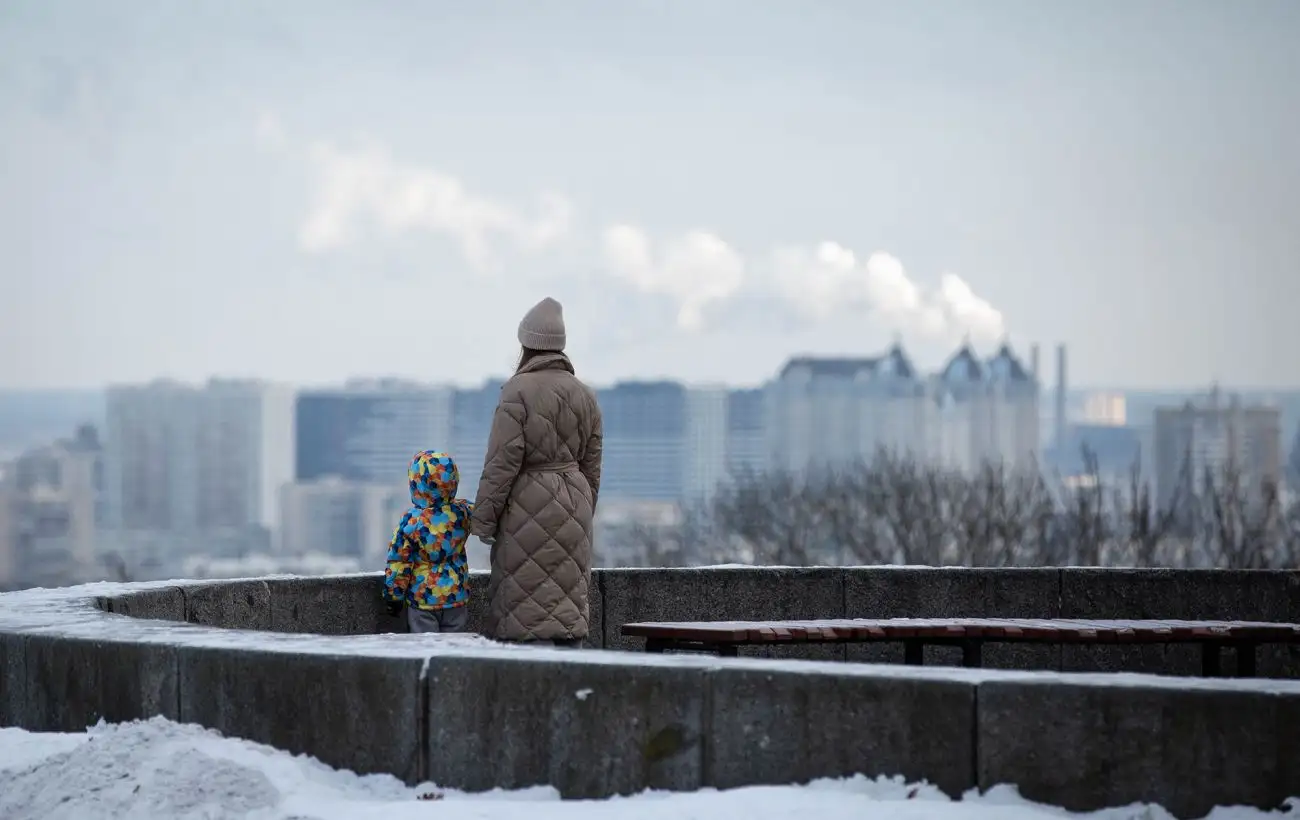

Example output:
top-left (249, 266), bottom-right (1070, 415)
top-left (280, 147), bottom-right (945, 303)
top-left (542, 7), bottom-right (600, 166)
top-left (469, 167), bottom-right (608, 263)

top-left (1055, 344), bottom-right (1068, 452)
top-left (1030, 344), bottom-right (1040, 383)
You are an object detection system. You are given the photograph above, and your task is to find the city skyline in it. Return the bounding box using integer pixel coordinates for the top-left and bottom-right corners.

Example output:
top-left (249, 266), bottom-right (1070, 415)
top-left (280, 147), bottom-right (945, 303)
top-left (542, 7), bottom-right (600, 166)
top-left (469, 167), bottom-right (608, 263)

top-left (3, 1), bottom-right (1298, 391)
top-left (2, 339), bottom-right (1299, 394)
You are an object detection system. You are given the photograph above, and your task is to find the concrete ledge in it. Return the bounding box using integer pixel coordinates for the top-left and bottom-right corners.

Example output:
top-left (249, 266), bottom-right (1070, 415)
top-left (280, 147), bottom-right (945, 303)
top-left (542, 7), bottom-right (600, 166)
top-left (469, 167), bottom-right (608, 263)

top-left (0, 631), bottom-right (25, 727)
top-left (978, 677), bottom-right (1300, 818)
top-left (178, 646), bottom-right (425, 783)
top-left (844, 567), bottom-right (1061, 671)
top-left (183, 579), bottom-right (272, 630)
top-left (425, 654), bottom-right (707, 796)
top-left (707, 664), bottom-right (975, 797)
top-left (107, 586), bottom-right (186, 621)
top-left (601, 567), bottom-right (845, 660)
top-left (96, 568), bottom-right (1298, 679)
top-left (265, 576), bottom-right (400, 635)
top-left (5, 571), bottom-right (1300, 816)
top-left (21, 634), bottom-right (179, 732)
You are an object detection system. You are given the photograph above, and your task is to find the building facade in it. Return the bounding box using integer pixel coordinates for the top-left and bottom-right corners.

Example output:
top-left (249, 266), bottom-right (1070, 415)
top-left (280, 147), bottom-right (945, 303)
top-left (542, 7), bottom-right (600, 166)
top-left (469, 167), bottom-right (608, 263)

top-left (764, 345), bottom-right (927, 473)
top-left (279, 477), bottom-right (407, 562)
top-left (596, 381), bottom-right (688, 503)
top-left (296, 380), bottom-right (453, 487)
top-left (764, 343), bottom-right (1039, 476)
top-left (0, 426), bottom-right (102, 588)
top-left (1153, 390), bottom-right (1284, 508)
top-left (103, 380), bottom-right (295, 543)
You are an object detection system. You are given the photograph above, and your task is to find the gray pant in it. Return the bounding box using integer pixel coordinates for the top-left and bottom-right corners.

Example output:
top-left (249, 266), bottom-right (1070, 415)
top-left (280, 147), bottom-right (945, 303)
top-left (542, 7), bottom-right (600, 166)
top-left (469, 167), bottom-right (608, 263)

top-left (406, 605), bottom-right (470, 634)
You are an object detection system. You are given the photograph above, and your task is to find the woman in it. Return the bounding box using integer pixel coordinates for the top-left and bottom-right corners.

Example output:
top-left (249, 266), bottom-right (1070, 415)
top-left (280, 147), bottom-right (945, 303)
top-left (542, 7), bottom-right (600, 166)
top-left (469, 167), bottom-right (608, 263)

top-left (471, 297), bottom-right (603, 647)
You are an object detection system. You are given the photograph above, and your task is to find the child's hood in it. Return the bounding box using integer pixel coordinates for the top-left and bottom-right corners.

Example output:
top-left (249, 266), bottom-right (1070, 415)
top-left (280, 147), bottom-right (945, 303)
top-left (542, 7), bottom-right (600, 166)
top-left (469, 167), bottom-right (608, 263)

top-left (407, 450), bottom-right (460, 509)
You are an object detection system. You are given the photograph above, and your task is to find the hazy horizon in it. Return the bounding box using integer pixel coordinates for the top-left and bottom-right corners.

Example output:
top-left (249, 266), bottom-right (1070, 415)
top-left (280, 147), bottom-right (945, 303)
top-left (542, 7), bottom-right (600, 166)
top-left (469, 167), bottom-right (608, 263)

top-left (3, 1), bottom-right (1298, 390)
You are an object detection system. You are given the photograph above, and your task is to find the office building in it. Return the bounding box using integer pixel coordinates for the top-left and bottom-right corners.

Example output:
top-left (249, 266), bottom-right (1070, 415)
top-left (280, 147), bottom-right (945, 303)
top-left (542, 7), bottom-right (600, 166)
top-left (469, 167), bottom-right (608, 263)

top-left (1, 426), bottom-right (102, 588)
top-left (280, 477), bottom-right (407, 562)
top-left (295, 380), bottom-right (452, 486)
top-left (765, 342), bottom-right (1040, 475)
top-left (683, 387), bottom-right (728, 503)
top-left (103, 379), bottom-right (294, 536)
top-left (597, 381), bottom-right (687, 502)
top-left (1153, 389), bottom-right (1283, 507)
top-left (766, 344), bottom-right (927, 472)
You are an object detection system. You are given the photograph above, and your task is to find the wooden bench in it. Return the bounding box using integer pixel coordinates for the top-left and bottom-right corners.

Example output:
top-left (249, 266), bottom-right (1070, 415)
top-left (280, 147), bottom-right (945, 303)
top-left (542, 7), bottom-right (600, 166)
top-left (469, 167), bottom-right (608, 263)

top-left (620, 618), bottom-right (1300, 678)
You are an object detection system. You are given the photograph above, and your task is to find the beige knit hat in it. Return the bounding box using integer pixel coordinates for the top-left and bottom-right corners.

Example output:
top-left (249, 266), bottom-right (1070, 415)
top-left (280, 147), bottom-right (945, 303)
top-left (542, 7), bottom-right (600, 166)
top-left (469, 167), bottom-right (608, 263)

top-left (517, 297), bottom-right (566, 351)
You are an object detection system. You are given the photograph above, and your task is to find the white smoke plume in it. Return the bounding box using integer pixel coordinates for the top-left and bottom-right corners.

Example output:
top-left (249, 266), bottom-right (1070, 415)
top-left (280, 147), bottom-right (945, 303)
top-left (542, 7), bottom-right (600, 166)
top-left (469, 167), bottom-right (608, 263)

top-left (297, 140), bottom-right (572, 271)
top-left (602, 224), bottom-right (745, 331)
top-left (771, 241), bottom-right (1006, 344)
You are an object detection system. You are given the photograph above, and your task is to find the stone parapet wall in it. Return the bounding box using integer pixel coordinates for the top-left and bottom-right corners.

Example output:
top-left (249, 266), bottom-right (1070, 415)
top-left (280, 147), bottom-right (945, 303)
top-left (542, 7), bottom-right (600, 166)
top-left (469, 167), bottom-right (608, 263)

top-left (1, 567), bottom-right (1298, 818)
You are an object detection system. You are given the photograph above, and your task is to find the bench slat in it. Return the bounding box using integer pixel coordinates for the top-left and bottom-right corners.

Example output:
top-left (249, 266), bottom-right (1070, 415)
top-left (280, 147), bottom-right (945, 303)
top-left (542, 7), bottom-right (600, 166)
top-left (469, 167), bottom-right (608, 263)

top-left (621, 617), bottom-right (1300, 645)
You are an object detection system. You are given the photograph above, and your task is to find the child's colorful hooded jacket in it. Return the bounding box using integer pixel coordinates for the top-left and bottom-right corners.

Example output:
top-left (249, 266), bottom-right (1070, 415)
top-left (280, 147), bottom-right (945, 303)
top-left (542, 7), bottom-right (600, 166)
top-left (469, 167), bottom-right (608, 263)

top-left (383, 451), bottom-right (473, 610)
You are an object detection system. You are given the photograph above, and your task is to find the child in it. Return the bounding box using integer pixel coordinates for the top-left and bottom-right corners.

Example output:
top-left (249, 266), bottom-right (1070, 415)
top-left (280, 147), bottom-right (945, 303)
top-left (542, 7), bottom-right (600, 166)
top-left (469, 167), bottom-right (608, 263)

top-left (382, 450), bottom-right (473, 633)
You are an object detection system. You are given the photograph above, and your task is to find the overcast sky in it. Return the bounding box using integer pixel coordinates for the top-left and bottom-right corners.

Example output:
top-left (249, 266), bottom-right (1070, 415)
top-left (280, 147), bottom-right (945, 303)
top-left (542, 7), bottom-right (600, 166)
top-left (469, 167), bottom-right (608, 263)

top-left (1, 0), bottom-right (1297, 390)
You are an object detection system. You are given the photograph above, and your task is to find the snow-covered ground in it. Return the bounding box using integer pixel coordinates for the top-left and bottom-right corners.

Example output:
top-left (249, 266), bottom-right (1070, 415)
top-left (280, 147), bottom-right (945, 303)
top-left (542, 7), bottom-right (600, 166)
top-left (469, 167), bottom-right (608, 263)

top-left (0, 718), bottom-right (1291, 820)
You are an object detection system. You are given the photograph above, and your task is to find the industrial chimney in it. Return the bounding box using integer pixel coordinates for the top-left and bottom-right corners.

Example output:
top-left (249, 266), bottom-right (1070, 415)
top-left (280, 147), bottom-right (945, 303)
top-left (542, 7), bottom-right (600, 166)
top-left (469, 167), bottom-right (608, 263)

top-left (1030, 344), bottom-right (1040, 384)
top-left (1055, 344), bottom-right (1068, 452)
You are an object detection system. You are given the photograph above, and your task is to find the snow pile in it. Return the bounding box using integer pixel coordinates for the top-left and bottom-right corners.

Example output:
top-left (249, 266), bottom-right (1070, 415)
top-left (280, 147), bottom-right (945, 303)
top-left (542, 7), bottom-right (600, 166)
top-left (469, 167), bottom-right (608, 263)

top-left (0, 718), bottom-right (1293, 820)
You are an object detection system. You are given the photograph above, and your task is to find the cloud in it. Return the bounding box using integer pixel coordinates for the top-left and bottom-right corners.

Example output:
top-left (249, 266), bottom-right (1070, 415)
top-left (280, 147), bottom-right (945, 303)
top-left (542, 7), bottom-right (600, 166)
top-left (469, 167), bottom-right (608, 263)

top-left (254, 110), bottom-right (288, 151)
top-left (771, 241), bottom-right (1006, 343)
top-left (267, 117), bottom-right (1006, 343)
top-left (602, 225), bottom-right (745, 331)
top-left (296, 140), bottom-right (573, 271)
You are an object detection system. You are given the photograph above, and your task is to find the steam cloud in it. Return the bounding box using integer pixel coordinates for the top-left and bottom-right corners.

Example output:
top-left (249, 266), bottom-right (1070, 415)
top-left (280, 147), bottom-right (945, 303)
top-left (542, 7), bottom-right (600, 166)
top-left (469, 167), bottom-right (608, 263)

top-left (602, 225), bottom-right (745, 331)
top-left (272, 119), bottom-right (1008, 343)
top-left (771, 241), bottom-right (1006, 344)
top-left (297, 141), bottom-right (572, 271)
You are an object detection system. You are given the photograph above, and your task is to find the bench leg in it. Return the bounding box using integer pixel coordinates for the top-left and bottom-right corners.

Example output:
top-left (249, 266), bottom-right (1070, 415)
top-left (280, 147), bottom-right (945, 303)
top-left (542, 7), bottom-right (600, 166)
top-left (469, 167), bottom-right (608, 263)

top-left (1200, 643), bottom-right (1222, 677)
top-left (961, 640), bottom-right (983, 669)
top-left (645, 638), bottom-right (668, 654)
top-left (1234, 643), bottom-right (1258, 678)
top-left (717, 644), bottom-right (740, 658)
top-left (903, 640), bottom-right (925, 666)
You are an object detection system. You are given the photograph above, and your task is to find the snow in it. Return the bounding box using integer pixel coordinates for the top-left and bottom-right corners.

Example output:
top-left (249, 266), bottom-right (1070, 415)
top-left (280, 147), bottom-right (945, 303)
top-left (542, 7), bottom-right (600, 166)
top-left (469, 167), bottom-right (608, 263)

top-left (0, 718), bottom-right (1291, 820)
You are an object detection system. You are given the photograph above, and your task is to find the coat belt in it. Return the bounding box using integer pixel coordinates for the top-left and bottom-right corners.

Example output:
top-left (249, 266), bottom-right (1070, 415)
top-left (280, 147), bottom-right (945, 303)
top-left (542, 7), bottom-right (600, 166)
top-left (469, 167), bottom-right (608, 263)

top-left (523, 461), bottom-right (579, 474)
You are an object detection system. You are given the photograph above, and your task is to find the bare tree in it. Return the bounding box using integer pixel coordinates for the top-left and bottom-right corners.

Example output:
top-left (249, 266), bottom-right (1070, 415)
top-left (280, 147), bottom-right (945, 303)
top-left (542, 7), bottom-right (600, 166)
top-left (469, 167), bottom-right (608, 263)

top-left (698, 446), bottom-right (1300, 571)
top-left (867, 450), bottom-right (950, 565)
top-left (1116, 448), bottom-right (1188, 568)
top-left (815, 460), bottom-right (891, 564)
top-left (711, 467), bottom-right (826, 565)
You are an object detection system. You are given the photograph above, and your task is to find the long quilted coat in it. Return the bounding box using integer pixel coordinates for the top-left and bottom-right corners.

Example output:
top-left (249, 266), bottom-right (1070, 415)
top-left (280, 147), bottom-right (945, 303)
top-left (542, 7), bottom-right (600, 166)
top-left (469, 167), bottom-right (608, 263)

top-left (471, 352), bottom-right (603, 641)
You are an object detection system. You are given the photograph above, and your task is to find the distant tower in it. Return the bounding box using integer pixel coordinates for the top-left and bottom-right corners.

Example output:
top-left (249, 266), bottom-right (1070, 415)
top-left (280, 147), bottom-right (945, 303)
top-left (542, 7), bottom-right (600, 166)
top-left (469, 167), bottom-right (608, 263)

top-left (1030, 344), bottom-right (1041, 384)
top-left (1055, 344), bottom-right (1068, 452)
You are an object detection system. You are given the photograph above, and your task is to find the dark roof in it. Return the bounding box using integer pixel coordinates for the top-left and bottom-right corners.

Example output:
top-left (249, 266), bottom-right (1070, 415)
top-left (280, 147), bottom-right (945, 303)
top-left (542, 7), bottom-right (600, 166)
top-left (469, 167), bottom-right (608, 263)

top-left (778, 344), bottom-right (916, 381)
top-left (985, 343), bottom-right (1032, 383)
top-left (939, 344), bottom-right (986, 383)
top-left (779, 356), bottom-right (878, 380)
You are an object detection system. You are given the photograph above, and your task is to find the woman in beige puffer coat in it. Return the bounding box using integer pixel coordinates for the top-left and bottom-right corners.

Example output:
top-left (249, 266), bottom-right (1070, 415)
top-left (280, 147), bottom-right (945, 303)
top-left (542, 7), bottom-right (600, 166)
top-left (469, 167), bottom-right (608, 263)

top-left (471, 297), bottom-right (603, 646)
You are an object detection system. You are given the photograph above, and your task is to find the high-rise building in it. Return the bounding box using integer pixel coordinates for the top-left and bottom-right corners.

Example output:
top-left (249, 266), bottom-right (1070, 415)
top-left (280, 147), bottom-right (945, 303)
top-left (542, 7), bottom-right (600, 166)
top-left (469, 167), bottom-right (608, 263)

top-left (295, 380), bottom-right (453, 487)
top-left (765, 344), bottom-right (927, 472)
top-left (104, 379), bottom-right (295, 534)
top-left (1081, 392), bottom-right (1127, 426)
top-left (3, 427), bottom-right (102, 588)
top-left (597, 381), bottom-right (687, 502)
top-left (930, 342), bottom-right (1039, 473)
top-left (450, 380), bottom-right (504, 501)
top-left (1153, 390), bottom-right (1283, 508)
top-left (279, 477), bottom-right (407, 561)
top-left (0, 469), bottom-right (14, 587)
top-left (725, 388), bottom-right (766, 477)
top-left (683, 387), bottom-right (728, 503)
top-left (766, 342), bottom-right (1039, 475)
